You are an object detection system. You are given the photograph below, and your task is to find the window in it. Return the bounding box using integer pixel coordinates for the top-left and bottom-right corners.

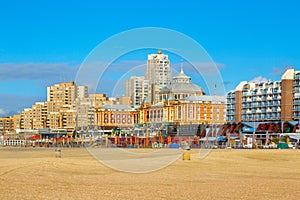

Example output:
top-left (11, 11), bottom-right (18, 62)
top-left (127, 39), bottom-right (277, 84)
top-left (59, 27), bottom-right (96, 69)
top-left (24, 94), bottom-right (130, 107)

top-left (189, 106), bottom-right (193, 119)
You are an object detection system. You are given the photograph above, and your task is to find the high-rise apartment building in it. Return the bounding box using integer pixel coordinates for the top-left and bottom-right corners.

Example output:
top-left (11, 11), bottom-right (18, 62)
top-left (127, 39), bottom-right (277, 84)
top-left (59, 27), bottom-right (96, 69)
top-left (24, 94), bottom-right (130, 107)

top-left (13, 114), bottom-right (21, 130)
top-left (77, 86), bottom-right (88, 100)
top-left (47, 81), bottom-right (87, 106)
top-left (74, 100), bottom-right (94, 129)
top-left (31, 102), bottom-right (47, 129)
top-left (227, 68), bottom-right (300, 123)
top-left (0, 117), bottom-right (14, 133)
top-left (125, 76), bottom-right (149, 108)
top-left (9, 81), bottom-right (89, 132)
top-left (145, 50), bottom-right (172, 103)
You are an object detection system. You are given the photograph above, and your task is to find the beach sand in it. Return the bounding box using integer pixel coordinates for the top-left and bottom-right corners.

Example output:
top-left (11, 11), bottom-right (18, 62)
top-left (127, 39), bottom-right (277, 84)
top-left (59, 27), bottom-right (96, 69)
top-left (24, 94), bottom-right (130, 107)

top-left (0, 148), bottom-right (300, 199)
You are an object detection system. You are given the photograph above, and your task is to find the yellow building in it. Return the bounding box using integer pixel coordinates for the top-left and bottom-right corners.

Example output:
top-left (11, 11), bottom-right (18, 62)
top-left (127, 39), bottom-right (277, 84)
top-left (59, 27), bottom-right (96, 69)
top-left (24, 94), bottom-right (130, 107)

top-left (140, 96), bottom-right (226, 125)
top-left (0, 117), bottom-right (14, 133)
top-left (32, 102), bottom-right (47, 129)
top-left (22, 108), bottom-right (33, 130)
top-left (173, 96), bottom-right (226, 125)
top-left (47, 112), bottom-right (61, 129)
top-left (13, 114), bottom-right (21, 130)
top-left (46, 105), bottom-right (76, 133)
top-left (96, 105), bottom-right (139, 130)
top-left (47, 81), bottom-right (76, 105)
top-left (86, 93), bottom-right (110, 108)
top-left (47, 81), bottom-right (87, 108)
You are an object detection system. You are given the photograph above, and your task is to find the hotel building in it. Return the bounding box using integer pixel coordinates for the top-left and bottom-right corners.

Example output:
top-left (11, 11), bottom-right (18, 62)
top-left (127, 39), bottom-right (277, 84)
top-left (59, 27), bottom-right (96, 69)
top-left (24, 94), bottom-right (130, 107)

top-left (145, 50), bottom-right (172, 103)
top-left (227, 68), bottom-right (300, 123)
top-left (139, 68), bottom-right (226, 136)
top-left (140, 96), bottom-right (226, 125)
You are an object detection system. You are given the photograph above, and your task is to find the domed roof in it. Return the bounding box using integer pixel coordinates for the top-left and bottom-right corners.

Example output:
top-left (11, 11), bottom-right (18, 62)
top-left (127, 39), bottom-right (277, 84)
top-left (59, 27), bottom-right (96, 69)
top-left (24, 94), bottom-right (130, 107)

top-left (173, 68), bottom-right (191, 83)
top-left (172, 83), bottom-right (204, 93)
top-left (160, 68), bottom-right (204, 94)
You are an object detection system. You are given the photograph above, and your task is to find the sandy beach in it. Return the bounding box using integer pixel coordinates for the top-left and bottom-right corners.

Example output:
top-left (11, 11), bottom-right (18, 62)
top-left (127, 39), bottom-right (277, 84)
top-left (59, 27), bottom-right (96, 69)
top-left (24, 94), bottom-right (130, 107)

top-left (0, 148), bottom-right (300, 200)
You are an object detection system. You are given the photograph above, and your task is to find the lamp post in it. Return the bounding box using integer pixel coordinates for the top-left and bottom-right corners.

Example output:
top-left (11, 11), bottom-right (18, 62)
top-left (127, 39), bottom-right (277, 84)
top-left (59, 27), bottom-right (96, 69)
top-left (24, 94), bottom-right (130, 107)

top-left (253, 117), bottom-right (256, 149)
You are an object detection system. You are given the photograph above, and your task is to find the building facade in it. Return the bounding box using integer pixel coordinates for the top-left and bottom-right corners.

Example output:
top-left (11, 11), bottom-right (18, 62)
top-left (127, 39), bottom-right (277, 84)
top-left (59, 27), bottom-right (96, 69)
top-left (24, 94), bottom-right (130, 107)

top-left (125, 76), bottom-right (149, 108)
top-left (140, 96), bottom-right (226, 125)
top-left (47, 81), bottom-right (87, 106)
top-left (145, 50), bottom-right (172, 103)
top-left (0, 117), bottom-right (14, 133)
top-left (95, 105), bottom-right (139, 130)
top-left (227, 68), bottom-right (300, 123)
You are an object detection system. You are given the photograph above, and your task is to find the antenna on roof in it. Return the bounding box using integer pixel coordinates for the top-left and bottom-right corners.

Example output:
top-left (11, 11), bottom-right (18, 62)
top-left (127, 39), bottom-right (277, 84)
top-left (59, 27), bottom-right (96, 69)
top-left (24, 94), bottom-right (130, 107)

top-left (214, 84), bottom-right (217, 96)
top-left (180, 58), bottom-right (184, 73)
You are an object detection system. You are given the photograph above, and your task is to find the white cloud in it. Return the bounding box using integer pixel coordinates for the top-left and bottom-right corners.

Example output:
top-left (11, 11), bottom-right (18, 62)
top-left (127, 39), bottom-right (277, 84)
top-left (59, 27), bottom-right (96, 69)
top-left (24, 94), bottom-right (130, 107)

top-left (0, 94), bottom-right (43, 114)
top-left (0, 108), bottom-right (6, 115)
top-left (0, 62), bottom-right (78, 81)
top-left (250, 76), bottom-right (270, 83)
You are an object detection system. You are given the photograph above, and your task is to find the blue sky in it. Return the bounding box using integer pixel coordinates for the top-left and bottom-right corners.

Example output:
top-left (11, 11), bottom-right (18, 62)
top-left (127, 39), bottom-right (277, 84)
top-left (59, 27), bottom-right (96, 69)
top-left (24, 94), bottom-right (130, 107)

top-left (0, 0), bottom-right (300, 115)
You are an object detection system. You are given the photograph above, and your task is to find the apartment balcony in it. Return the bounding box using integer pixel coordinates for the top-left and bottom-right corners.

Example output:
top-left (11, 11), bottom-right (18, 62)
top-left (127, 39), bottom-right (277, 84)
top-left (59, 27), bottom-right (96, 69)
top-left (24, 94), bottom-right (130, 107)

top-left (256, 109), bottom-right (262, 113)
top-left (277, 88), bottom-right (281, 93)
top-left (227, 105), bottom-right (235, 109)
top-left (294, 88), bottom-right (300, 93)
top-left (294, 93), bottom-right (300, 98)
top-left (293, 107), bottom-right (300, 111)
top-left (267, 89), bottom-right (273, 95)
top-left (257, 90), bottom-right (262, 95)
top-left (267, 96), bottom-right (273, 101)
